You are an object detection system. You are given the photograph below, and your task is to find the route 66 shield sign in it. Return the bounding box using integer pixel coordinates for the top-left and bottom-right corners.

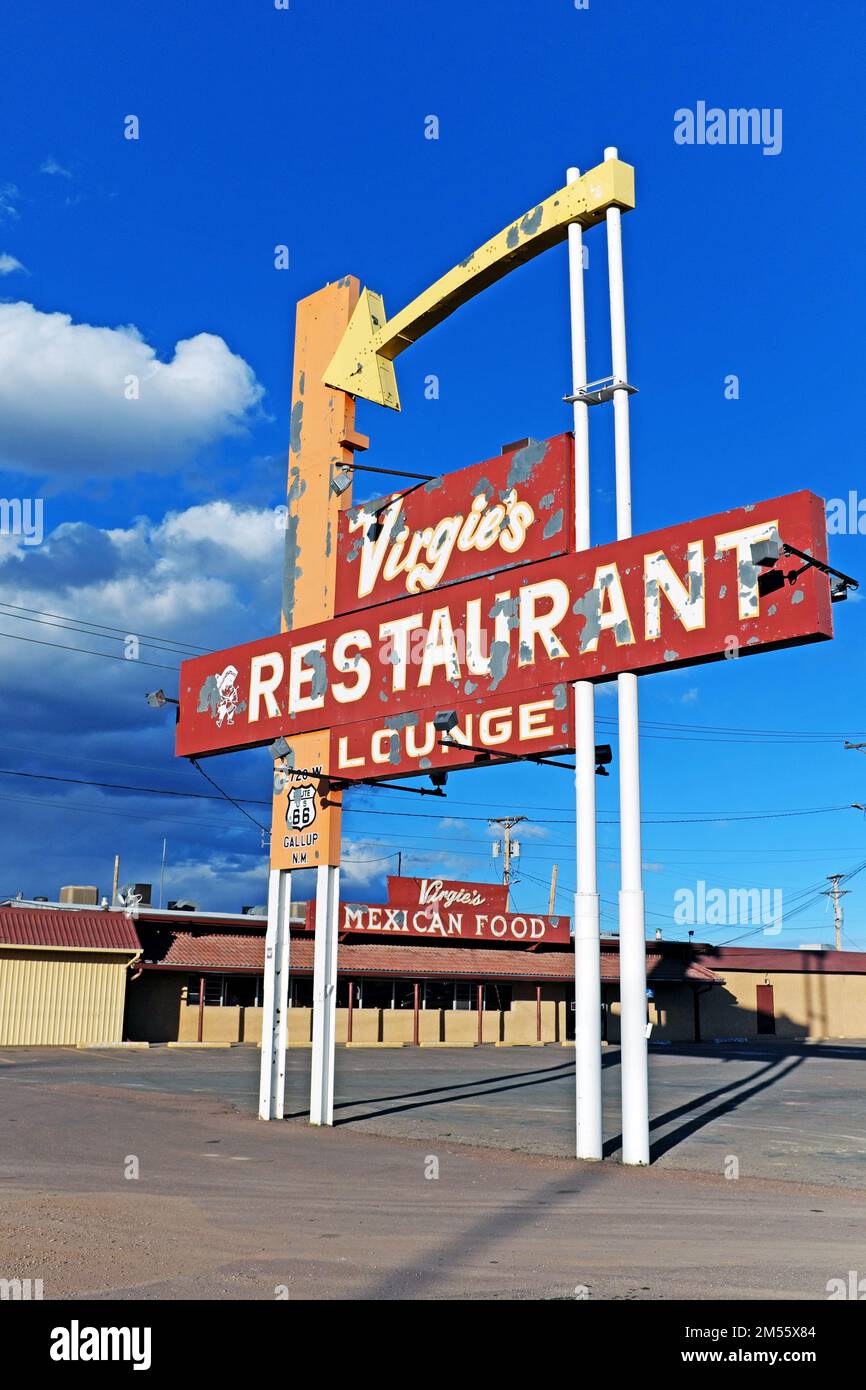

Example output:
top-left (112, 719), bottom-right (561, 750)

top-left (287, 783), bottom-right (317, 830)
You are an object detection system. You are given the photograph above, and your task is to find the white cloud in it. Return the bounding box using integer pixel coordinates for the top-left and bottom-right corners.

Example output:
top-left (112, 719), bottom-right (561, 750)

top-left (0, 498), bottom-right (288, 908)
top-left (0, 499), bottom-right (283, 681)
top-left (159, 855), bottom-right (269, 912)
top-left (681, 687), bottom-right (699, 704)
top-left (340, 838), bottom-right (396, 889)
top-left (0, 301), bottom-right (264, 478)
top-left (0, 185), bottom-right (19, 223)
top-left (0, 253), bottom-right (25, 275)
top-left (40, 158), bottom-right (72, 179)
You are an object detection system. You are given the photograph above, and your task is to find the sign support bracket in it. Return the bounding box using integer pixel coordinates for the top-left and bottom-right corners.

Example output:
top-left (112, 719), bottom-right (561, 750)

top-left (567, 165), bottom-right (604, 1163)
top-left (605, 146), bottom-right (650, 1166)
top-left (310, 863), bottom-right (340, 1124)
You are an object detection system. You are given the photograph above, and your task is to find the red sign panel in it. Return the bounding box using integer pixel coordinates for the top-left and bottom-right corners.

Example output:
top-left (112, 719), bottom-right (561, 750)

top-left (176, 490), bottom-right (832, 758)
top-left (335, 434), bottom-right (574, 615)
top-left (330, 683), bottom-right (573, 780)
top-left (386, 875), bottom-right (509, 913)
top-left (305, 900), bottom-right (570, 945)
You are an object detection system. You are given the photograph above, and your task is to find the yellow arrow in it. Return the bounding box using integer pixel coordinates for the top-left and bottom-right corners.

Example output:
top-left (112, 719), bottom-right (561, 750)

top-left (323, 156), bottom-right (634, 411)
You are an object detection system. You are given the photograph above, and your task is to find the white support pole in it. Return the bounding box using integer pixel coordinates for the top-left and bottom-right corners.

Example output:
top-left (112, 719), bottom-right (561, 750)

top-left (604, 145), bottom-right (649, 1165)
top-left (309, 863), bottom-right (340, 1125)
top-left (258, 867), bottom-right (291, 1121)
top-left (567, 166), bottom-right (603, 1162)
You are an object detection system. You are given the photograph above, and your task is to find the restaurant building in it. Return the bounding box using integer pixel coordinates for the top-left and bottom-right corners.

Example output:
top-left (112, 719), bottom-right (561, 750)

top-left (3, 877), bottom-right (866, 1046)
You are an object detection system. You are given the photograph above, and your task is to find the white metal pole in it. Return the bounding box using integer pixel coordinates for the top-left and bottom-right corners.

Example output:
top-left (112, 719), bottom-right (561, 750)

top-left (605, 145), bottom-right (649, 1165)
top-left (258, 866), bottom-right (291, 1120)
top-left (309, 862), bottom-right (340, 1125)
top-left (567, 166), bottom-right (603, 1161)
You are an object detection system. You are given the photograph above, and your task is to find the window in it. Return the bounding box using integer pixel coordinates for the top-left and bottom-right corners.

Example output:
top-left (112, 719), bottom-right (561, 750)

top-left (484, 983), bottom-right (512, 1012)
top-left (393, 980), bottom-right (416, 1010)
top-left (188, 975), bottom-right (223, 1006)
top-left (361, 978), bottom-right (394, 1009)
top-left (454, 982), bottom-right (475, 1011)
top-left (336, 980), bottom-right (360, 1007)
top-left (423, 981), bottom-right (454, 1010)
top-left (291, 978), bottom-right (313, 1007)
top-left (187, 975), bottom-right (265, 1007)
top-left (224, 977), bottom-right (257, 1007)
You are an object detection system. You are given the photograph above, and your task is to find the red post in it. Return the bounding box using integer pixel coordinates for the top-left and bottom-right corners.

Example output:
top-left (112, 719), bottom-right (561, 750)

top-left (536, 984), bottom-right (542, 1043)
top-left (197, 974), bottom-right (205, 1043)
top-left (347, 978), bottom-right (354, 1044)
top-left (477, 983), bottom-right (483, 1044)
top-left (413, 981), bottom-right (420, 1045)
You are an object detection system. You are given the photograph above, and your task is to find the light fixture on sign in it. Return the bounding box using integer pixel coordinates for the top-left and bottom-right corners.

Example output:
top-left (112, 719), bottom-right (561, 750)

top-left (330, 468), bottom-right (352, 497)
top-left (145, 688), bottom-right (178, 708)
top-left (433, 709), bottom-right (459, 745)
top-left (595, 742), bottom-right (613, 777)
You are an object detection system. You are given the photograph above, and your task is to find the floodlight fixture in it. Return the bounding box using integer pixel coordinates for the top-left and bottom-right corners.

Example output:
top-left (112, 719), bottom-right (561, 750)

top-left (433, 709), bottom-right (459, 734)
top-left (145, 689), bottom-right (178, 708)
top-left (330, 468), bottom-right (353, 497)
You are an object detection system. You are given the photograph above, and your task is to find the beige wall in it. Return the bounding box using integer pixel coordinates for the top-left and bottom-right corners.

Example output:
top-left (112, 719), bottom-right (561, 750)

top-left (163, 984), bottom-right (568, 1046)
top-left (0, 948), bottom-right (132, 1045)
top-left (700, 970), bottom-right (866, 1041)
top-left (126, 970), bottom-right (866, 1047)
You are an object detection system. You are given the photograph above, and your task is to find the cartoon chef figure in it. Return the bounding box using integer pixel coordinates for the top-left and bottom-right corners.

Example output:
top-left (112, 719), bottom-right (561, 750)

top-left (215, 664), bottom-right (240, 728)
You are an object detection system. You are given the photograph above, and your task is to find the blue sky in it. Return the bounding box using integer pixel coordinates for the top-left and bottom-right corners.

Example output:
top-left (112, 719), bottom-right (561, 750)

top-left (0, 0), bottom-right (864, 947)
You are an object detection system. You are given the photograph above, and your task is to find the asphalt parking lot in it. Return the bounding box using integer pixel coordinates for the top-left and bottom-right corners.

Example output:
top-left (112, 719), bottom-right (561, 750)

top-left (3, 1042), bottom-right (866, 1299)
top-left (4, 1040), bottom-right (865, 1186)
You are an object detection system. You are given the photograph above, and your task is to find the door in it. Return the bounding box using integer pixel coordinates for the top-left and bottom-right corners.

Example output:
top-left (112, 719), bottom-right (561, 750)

top-left (756, 983), bottom-right (775, 1035)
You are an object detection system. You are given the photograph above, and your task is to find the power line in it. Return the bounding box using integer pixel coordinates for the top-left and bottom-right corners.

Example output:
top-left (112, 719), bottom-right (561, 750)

top-left (0, 606), bottom-right (203, 658)
top-left (0, 600), bottom-right (211, 653)
top-left (0, 628), bottom-right (180, 670)
top-left (0, 766), bottom-right (853, 830)
top-left (193, 759), bottom-right (269, 833)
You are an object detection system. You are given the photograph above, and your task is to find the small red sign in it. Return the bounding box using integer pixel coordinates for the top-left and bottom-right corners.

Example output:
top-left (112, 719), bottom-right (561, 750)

top-left (335, 434), bottom-right (574, 615)
top-left (386, 876), bottom-right (509, 913)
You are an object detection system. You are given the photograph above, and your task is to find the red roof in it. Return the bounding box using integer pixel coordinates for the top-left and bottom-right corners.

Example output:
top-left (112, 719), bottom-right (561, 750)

top-left (0, 908), bottom-right (141, 953)
top-left (153, 932), bottom-right (269, 970)
top-left (145, 931), bottom-right (718, 984)
top-left (697, 945), bottom-right (866, 974)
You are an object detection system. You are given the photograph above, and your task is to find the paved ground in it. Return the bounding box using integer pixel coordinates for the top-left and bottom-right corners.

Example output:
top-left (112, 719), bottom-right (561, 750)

top-left (5, 1040), bottom-right (866, 1184)
top-left (2, 1042), bottom-right (866, 1299)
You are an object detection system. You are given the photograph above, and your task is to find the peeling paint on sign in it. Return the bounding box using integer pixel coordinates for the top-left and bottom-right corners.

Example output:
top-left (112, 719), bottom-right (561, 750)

top-left (178, 490), bottom-right (832, 759)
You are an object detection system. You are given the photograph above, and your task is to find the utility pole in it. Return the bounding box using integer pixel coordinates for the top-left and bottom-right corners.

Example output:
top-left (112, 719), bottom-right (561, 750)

top-left (549, 863), bottom-right (558, 915)
top-left (823, 874), bottom-right (848, 951)
top-left (490, 815), bottom-right (526, 908)
top-left (159, 838), bottom-right (167, 910)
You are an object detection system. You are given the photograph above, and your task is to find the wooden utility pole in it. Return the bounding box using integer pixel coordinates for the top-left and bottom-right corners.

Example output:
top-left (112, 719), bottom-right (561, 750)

top-left (824, 874), bottom-right (848, 951)
top-left (489, 815), bottom-right (526, 909)
top-left (548, 863), bottom-right (558, 915)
